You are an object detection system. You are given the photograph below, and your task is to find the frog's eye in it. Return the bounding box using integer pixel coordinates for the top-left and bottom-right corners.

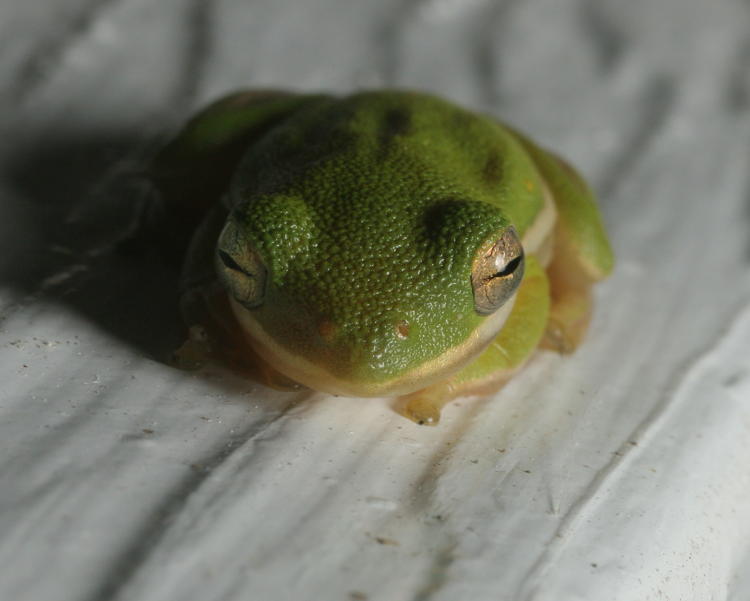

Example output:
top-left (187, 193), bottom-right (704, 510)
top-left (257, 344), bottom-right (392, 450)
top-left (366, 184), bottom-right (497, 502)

top-left (471, 227), bottom-right (525, 315)
top-left (216, 223), bottom-right (267, 309)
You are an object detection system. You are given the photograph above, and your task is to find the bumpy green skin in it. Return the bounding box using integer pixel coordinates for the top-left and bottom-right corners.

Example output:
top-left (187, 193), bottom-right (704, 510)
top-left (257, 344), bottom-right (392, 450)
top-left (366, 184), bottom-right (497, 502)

top-left (156, 89), bottom-right (612, 390)
top-left (232, 91), bottom-right (545, 383)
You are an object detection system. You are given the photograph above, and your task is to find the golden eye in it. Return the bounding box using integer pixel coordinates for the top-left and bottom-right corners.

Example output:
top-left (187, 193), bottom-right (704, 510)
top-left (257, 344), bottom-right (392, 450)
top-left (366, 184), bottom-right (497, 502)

top-left (471, 227), bottom-right (524, 315)
top-left (216, 221), bottom-right (267, 309)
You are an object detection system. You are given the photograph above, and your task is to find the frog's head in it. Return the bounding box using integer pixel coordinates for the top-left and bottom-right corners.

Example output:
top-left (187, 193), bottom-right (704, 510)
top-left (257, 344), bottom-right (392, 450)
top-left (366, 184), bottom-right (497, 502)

top-left (216, 192), bottom-right (524, 397)
top-left (213, 91), bottom-right (540, 397)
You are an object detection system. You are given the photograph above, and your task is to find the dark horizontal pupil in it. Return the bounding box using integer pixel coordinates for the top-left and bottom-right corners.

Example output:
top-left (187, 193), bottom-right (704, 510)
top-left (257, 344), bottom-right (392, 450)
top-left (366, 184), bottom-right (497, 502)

top-left (494, 255), bottom-right (522, 278)
top-left (218, 249), bottom-right (253, 276)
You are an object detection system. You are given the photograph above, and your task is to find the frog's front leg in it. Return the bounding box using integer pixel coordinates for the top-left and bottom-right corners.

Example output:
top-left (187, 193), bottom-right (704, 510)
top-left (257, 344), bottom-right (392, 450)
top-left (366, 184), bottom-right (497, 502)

top-left (176, 284), bottom-right (300, 391)
top-left (398, 256), bottom-right (550, 425)
top-left (174, 204), bottom-right (299, 390)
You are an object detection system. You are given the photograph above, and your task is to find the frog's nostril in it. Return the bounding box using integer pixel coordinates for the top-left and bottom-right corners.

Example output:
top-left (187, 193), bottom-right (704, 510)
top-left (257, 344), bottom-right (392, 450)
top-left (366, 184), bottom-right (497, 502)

top-left (395, 319), bottom-right (410, 339)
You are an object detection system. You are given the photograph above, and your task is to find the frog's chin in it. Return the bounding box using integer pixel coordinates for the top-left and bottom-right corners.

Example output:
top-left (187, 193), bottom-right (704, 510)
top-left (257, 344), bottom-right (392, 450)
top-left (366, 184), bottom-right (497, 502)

top-left (227, 295), bottom-right (516, 398)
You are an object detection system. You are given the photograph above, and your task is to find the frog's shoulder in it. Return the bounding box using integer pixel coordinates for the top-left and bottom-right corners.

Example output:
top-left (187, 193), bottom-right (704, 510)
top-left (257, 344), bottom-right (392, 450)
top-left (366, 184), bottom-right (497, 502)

top-left (505, 128), bottom-right (614, 280)
top-left (149, 90), bottom-right (330, 246)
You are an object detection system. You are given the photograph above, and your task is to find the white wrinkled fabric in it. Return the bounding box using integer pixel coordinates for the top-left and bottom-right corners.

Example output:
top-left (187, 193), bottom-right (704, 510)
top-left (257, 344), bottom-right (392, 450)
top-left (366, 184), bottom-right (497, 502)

top-left (1, 1), bottom-right (749, 600)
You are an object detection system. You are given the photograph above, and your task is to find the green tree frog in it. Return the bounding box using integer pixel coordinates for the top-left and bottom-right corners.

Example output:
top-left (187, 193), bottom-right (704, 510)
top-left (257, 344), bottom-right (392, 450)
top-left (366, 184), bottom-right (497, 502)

top-left (152, 90), bottom-right (614, 425)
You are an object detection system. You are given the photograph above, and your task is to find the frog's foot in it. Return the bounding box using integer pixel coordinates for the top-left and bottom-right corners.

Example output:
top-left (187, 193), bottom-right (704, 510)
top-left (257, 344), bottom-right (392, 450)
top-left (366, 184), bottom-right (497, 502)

top-left (394, 254), bottom-right (552, 426)
top-left (396, 386), bottom-right (453, 426)
top-left (172, 325), bottom-right (215, 369)
top-left (541, 286), bottom-right (593, 354)
top-left (174, 281), bottom-right (235, 370)
top-left (396, 367), bottom-right (521, 426)
top-left (173, 321), bottom-right (301, 391)
top-left (179, 284), bottom-right (301, 390)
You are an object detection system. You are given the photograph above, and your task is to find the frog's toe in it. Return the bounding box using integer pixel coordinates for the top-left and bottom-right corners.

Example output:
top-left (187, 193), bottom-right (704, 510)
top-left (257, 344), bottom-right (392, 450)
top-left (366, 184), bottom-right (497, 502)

top-left (398, 395), bottom-right (444, 426)
top-left (542, 318), bottom-right (577, 354)
top-left (541, 307), bottom-right (591, 354)
top-left (172, 325), bottom-right (214, 369)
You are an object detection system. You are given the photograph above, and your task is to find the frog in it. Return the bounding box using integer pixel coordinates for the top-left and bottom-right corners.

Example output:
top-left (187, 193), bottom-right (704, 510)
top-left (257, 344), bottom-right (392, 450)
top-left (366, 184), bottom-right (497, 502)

top-left (150, 89), bottom-right (614, 425)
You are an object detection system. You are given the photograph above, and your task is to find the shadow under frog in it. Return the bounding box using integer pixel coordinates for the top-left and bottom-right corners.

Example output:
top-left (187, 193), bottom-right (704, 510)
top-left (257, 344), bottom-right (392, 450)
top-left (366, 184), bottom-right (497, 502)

top-left (3, 131), bottom-right (187, 357)
top-left (3, 129), bottom-right (311, 407)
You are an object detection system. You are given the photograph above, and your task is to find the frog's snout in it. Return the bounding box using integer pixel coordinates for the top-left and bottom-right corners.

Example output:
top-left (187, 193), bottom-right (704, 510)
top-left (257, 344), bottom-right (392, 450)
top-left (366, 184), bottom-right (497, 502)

top-left (317, 317), bottom-right (410, 343)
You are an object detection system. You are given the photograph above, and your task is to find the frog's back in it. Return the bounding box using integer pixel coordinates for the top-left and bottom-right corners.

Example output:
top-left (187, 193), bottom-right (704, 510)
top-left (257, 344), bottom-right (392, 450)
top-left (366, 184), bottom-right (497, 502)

top-left (232, 90), bottom-right (547, 239)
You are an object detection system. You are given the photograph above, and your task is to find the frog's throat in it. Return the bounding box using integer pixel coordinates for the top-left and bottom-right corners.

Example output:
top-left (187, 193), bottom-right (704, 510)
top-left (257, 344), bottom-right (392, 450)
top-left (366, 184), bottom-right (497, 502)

top-left (228, 187), bottom-right (556, 398)
top-left (229, 293), bottom-right (517, 398)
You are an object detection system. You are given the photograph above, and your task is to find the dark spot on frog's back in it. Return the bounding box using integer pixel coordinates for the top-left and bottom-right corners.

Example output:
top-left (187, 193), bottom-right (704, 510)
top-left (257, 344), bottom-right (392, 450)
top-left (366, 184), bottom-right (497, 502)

top-left (482, 151), bottom-right (503, 186)
top-left (300, 122), bottom-right (357, 159)
top-left (379, 108), bottom-right (413, 150)
top-left (259, 124), bottom-right (356, 191)
top-left (451, 108), bottom-right (473, 129)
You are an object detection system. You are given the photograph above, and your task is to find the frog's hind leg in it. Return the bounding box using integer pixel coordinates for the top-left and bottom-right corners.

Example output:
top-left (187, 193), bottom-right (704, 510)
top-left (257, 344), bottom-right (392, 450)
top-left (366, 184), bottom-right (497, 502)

top-left (397, 256), bottom-right (551, 425)
top-left (541, 226), bottom-right (597, 354)
top-left (508, 136), bottom-right (612, 352)
top-left (396, 388), bottom-right (454, 426)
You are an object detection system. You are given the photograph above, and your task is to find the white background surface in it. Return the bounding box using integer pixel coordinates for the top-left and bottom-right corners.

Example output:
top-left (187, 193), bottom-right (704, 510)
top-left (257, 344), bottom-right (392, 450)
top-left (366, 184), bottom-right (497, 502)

top-left (2, 1), bottom-right (750, 600)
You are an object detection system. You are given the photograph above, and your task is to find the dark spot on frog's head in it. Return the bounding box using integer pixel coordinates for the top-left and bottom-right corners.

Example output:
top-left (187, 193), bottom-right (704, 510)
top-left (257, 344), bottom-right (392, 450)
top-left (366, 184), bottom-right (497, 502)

top-left (378, 108), bottom-right (413, 153)
top-left (482, 150), bottom-right (503, 186)
top-left (420, 199), bottom-right (506, 261)
top-left (421, 199), bottom-right (486, 247)
top-left (385, 108), bottom-right (413, 136)
top-left (422, 200), bottom-right (463, 241)
top-left (259, 123), bottom-right (357, 193)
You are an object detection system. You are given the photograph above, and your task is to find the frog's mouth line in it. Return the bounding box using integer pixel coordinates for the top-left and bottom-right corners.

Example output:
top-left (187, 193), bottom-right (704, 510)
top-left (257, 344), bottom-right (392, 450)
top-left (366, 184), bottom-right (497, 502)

top-left (228, 293), bottom-right (518, 397)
